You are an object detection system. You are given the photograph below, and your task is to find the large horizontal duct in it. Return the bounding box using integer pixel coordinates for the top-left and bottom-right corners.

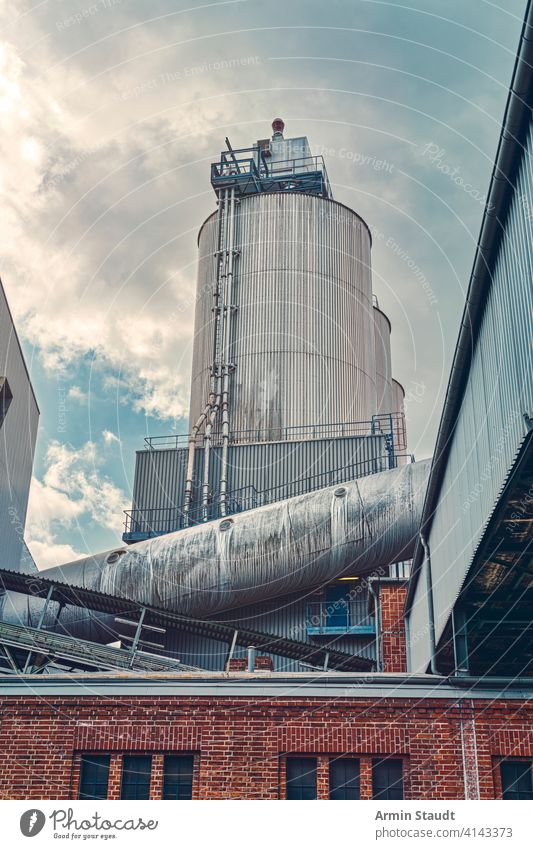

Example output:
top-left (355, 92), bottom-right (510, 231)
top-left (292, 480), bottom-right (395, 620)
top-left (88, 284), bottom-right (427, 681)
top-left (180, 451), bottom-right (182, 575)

top-left (2, 461), bottom-right (429, 638)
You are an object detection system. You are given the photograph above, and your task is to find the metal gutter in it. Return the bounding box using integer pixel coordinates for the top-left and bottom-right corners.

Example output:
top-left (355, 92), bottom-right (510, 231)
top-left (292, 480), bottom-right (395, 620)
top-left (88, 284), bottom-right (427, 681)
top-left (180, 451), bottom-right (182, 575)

top-left (0, 671), bottom-right (531, 700)
top-left (405, 0), bottom-right (533, 613)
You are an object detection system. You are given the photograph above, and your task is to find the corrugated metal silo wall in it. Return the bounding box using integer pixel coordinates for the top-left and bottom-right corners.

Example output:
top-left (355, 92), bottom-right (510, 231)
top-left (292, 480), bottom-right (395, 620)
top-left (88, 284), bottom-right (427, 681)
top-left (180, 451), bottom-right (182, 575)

top-left (164, 589), bottom-right (376, 671)
top-left (391, 378), bottom-right (408, 461)
top-left (0, 282), bottom-right (39, 570)
top-left (190, 193), bottom-right (377, 436)
top-left (131, 434), bottom-right (387, 513)
top-left (408, 119), bottom-right (533, 673)
top-left (373, 306), bottom-right (392, 415)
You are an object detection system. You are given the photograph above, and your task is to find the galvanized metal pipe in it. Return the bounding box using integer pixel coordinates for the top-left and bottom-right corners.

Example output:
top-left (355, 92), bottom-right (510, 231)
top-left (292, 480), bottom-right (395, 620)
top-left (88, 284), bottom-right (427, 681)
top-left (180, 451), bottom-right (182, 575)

top-left (219, 188), bottom-right (237, 517)
top-left (2, 461), bottom-right (430, 637)
top-left (202, 188), bottom-right (229, 521)
top-left (184, 190), bottom-right (227, 525)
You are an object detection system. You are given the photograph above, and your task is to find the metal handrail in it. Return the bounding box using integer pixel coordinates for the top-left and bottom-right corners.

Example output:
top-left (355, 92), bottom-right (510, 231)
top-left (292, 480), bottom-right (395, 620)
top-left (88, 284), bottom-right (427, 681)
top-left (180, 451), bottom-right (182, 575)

top-left (211, 146), bottom-right (332, 199)
top-left (143, 413), bottom-right (405, 451)
top-left (123, 451), bottom-right (415, 538)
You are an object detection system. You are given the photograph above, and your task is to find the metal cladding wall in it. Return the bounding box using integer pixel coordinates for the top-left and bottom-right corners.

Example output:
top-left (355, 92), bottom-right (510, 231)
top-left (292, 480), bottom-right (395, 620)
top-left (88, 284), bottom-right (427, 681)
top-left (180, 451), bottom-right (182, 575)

top-left (131, 434), bottom-right (387, 516)
top-left (407, 106), bottom-right (533, 673)
top-left (165, 589), bottom-right (376, 672)
top-left (391, 378), bottom-right (407, 459)
top-left (373, 306), bottom-right (393, 415)
top-left (189, 193), bottom-right (376, 436)
top-left (0, 280), bottom-right (39, 570)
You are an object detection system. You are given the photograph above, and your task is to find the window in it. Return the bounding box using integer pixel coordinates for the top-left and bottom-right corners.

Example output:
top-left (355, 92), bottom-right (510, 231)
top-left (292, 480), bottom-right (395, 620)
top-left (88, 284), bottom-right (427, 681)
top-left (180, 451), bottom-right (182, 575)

top-left (329, 758), bottom-right (360, 800)
top-left (372, 758), bottom-right (403, 800)
top-left (120, 755), bottom-right (152, 800)
top-left (0, 377), bottom-right (12, 428)
top-left (162, 755), bottom-right (194, 800)
top-left (78, 754), bottom-right (110, 800)
top-left (286, 758), bottom-right (317, 800)
top-left (500, 761), bottom-right (533, 800)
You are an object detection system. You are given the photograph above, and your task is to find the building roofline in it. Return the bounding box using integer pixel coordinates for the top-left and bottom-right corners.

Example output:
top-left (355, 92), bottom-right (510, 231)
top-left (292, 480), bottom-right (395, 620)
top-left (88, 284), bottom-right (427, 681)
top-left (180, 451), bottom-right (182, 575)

top-left (405, 0), bottom-right (533, 613)
top-left (372, 304), bottom-right (392, 333)
top-left (391, 377), bottom-right (405, 396)
top-left (0, 671), bottom-right (532, 700)
top-left (196, 192), bottom-right (373, 247)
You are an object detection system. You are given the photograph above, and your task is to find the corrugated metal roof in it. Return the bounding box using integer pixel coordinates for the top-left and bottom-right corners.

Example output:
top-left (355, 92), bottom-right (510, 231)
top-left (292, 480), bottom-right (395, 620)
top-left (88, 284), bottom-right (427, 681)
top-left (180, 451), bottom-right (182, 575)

top-left (0, 568), bottom-right (373, 672)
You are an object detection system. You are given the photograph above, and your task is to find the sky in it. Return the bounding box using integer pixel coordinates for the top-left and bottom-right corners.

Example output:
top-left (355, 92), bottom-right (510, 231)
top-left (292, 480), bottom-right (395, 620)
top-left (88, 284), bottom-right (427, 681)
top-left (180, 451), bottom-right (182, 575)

top-left (0, 0), bottom-right (528, 568)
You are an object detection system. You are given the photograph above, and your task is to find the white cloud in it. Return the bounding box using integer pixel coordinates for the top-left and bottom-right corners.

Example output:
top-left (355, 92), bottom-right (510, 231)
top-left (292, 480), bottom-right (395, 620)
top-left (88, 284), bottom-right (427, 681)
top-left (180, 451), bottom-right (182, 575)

top-left (25, 439), bottom-right (126, 569)
top-left (67, 385), bottom-right (88, 403)
top-left (102, 429), bottom-right (120, 445)
top-left (0, 27), bottom-right (219, 422)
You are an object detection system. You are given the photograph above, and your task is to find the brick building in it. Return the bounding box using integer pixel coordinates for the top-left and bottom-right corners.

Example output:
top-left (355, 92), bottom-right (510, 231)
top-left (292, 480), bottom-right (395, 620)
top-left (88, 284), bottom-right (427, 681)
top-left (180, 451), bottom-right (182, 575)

top-left (1, 601), bottom-right (532, 801)
top-left (0, 2), bottom-right (532, 805)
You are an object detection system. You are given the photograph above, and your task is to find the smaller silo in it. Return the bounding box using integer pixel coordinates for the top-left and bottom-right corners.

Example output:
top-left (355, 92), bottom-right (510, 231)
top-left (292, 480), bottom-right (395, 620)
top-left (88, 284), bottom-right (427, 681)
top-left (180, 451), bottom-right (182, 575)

top-left (391, 377), bottom-right (407, 460)
top-left (373, 303), bottom-right (392, 416)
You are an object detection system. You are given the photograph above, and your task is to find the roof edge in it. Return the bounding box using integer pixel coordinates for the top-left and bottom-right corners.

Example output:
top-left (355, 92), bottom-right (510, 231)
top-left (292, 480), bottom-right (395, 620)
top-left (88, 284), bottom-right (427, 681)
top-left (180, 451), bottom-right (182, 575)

top-left (405, 0), bottom-right (533, 613)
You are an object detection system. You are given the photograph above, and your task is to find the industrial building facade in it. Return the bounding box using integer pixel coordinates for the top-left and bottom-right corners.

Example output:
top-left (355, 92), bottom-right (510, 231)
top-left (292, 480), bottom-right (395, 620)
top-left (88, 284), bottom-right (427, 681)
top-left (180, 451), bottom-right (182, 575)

top-left (0, 279), bottom-right (39, 574)
top-left (0, 2), bottom-right (532, 804)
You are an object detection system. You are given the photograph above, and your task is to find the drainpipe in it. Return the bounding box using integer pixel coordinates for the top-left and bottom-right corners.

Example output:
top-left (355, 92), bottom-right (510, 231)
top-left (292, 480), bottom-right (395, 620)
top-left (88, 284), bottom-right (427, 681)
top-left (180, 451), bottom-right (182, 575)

top-left (368, 580), bottom-right (381, 672)
top-left (404, 610), bottom-right (411, 673)
top-left (421, 532), bottom-right (439, 675)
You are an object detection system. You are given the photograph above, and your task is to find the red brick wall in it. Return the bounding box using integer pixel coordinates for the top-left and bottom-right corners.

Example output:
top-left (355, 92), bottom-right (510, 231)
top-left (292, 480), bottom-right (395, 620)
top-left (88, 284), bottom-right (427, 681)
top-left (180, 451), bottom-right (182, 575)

top-left (0, 693), bottom-right (531, 800)
top-left (377, 582), bottom-right (408, 673)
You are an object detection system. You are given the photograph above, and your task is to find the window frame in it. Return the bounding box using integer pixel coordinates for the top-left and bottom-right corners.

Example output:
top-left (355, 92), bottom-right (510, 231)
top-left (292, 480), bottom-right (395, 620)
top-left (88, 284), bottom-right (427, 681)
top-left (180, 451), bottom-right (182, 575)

top-left (329, 757), bottom-right (361, 800)
top-left (162, 754), bottom-right (194, 800)
top-left (120, 754), bottom-right (152, 800)
top-left (500, 759), bottom-right (533, 800)
top-left (286, 757), bottom-right (318, 800)
top-left (78, 754), bottom-right (111, 800)
top-left (0, 377), bottom-right (13, 428)
top-left (372, 757), bottom-right (404, 800)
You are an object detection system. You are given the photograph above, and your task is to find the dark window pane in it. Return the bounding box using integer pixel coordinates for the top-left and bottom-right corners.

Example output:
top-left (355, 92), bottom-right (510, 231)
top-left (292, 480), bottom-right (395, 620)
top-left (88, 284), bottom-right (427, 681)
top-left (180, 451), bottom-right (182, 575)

top-left (501, 761), bottom-right (533, 800)
top-left (121, 755), bottom-right (152, 800)
top-left (286, 758), bottom-right (317, 800)
top-left (372, 758), bottom-right (403, 800)
top-left (329, 759), bottom-right (360, 800)
top-left (79, 754), bottom-right (110, 800)
top-left (0, 377), bottom-right (13, 428)
top-left (163, 755), bottom-right (194, 800)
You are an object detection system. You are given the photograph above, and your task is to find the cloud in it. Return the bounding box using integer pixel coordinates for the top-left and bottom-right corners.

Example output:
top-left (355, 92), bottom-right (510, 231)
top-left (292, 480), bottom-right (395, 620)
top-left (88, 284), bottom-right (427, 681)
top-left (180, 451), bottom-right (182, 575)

top-left (0, 24), bottom-right (220, 422)
top-left (102, 428), bottom-right (120, 444)
top-left (25, 439), bottom-right (126, 569)
top-left (67, 385), bottom-right (88, 403)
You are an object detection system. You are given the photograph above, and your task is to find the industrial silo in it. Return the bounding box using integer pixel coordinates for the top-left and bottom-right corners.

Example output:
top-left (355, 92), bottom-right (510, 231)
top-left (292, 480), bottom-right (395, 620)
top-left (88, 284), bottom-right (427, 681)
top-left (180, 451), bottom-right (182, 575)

top-left (189, 123), bottom-right (377, 442)
top-left (125, 120), bottom-right (409, 533)
top-left (373, 300), bottom-right (393, 416)
top-left (392, 377), bottom-right (408, 460)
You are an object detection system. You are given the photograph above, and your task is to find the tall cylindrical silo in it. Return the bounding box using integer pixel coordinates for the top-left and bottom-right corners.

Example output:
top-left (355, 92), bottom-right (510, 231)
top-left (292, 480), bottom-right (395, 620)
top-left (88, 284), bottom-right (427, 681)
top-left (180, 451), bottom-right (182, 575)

top-left (189, 192), bottom-right (377, 439)
top-left (373, 304), bottom-right (392, 415)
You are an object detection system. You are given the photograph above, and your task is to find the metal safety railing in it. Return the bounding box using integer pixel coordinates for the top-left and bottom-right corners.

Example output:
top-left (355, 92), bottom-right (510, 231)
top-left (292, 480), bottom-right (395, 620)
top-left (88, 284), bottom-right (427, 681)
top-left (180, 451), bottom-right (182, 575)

top-left (123, 451), bottom-right (415, 540)
top-left (210, 145), bottom-right (332, 199)
top-left (143, 413), bottom-right (406, 451)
